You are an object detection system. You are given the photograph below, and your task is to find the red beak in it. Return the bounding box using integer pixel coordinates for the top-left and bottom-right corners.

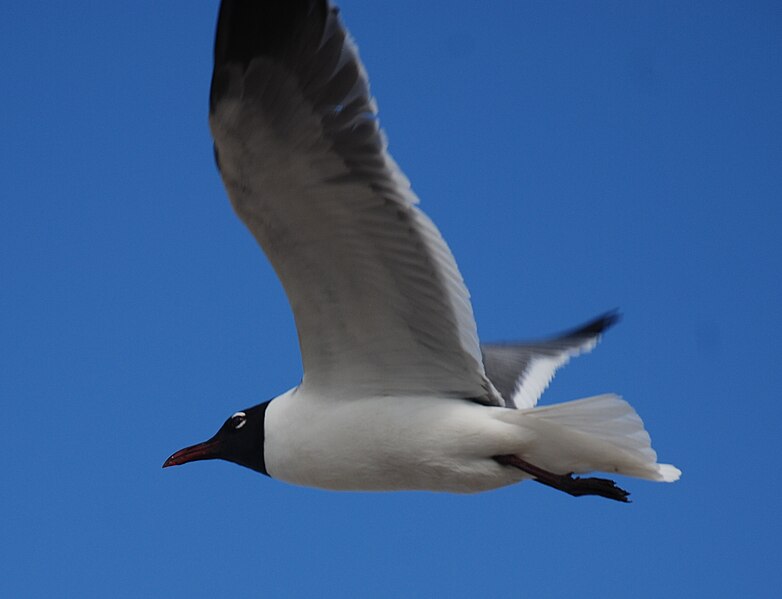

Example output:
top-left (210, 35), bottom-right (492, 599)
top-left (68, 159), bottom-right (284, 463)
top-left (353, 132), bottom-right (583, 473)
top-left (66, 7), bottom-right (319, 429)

top-left (162, 437), bottom-right (221, 468)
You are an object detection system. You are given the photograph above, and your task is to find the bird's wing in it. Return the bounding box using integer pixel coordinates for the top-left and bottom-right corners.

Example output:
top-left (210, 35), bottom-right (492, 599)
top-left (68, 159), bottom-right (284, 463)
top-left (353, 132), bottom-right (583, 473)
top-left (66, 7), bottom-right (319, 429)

top-left (481, 312), bottom-right (620, 409)
top-left (209, 1), bottom-right (497, 403)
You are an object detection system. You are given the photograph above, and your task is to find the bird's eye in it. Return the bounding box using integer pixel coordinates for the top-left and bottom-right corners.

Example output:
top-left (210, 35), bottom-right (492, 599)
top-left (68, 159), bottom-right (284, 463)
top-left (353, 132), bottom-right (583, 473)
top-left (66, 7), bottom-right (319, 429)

top-left (230, 411), bottom-right (247, 430)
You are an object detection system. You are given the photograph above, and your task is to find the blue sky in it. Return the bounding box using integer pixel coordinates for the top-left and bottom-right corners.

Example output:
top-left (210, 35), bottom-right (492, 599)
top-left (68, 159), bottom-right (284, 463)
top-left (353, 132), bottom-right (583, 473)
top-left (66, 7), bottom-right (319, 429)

top-left (1, 1), bottom-right (780, 597)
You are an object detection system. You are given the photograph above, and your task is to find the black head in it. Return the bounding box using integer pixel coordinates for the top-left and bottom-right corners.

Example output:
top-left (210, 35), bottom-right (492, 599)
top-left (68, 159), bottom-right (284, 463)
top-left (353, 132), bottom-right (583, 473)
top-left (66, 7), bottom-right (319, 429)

top-left (163, 402), bottom-right (270, 475)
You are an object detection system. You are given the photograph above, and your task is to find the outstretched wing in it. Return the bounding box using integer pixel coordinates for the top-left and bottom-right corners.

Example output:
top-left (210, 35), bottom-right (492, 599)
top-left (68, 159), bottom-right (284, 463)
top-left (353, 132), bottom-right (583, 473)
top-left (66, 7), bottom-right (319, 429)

top-left (481, 312), bottom-right (620, 409)
top-left (209, 1), bottom-right (496, 402)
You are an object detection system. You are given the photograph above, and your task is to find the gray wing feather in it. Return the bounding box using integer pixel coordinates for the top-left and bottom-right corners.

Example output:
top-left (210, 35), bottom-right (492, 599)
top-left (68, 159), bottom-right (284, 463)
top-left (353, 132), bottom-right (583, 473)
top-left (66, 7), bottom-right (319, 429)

top-left (482, 312), bottom-right (620, 409)
top-left (209, 1), bottom-right (496, 402)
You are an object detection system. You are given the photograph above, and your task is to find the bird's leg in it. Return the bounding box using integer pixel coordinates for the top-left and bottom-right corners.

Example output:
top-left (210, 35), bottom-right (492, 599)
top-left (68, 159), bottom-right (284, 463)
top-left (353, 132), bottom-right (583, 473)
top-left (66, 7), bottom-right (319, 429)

top-left (493, 454), bottom-right (630, 503)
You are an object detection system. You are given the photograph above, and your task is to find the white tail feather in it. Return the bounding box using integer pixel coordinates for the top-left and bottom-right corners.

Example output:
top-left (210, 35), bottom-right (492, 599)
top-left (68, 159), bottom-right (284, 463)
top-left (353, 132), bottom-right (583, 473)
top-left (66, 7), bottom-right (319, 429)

top-left (509, 394), bottom-right (680, 482)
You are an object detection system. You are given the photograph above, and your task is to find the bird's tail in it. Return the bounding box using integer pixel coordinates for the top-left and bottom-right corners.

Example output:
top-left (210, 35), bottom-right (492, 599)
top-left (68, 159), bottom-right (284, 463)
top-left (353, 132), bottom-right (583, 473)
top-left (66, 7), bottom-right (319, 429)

top-left (502, 394), bottom-right (680, 482)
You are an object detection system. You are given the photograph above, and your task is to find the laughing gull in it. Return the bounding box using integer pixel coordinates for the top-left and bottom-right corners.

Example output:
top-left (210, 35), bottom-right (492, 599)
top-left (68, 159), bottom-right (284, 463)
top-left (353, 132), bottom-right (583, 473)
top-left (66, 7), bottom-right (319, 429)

top-left (163, 0), bottom-right (680, 502)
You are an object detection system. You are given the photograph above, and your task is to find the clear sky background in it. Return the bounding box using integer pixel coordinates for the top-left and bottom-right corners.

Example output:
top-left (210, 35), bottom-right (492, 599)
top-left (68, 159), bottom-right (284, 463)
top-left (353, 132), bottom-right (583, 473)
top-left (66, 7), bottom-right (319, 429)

top-left (2, 1), bottom-right (780, 597)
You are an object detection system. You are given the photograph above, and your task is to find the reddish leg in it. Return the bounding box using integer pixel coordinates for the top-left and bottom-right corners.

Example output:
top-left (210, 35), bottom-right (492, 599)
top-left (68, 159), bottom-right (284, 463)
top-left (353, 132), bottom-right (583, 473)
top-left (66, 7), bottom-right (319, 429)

top-left (494, 454), bottom-right (630, 503)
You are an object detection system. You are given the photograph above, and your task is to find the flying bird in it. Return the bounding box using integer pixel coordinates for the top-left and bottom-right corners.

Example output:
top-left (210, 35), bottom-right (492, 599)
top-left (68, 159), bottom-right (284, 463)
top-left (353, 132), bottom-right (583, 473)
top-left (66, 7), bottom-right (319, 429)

top-left (163, 0), bottom-right (680, 502)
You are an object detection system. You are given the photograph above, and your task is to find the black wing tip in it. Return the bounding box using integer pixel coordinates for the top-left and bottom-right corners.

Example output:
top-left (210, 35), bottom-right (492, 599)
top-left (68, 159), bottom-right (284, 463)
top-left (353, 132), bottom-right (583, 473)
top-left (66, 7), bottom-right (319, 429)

top-left (213, 0), bottom-right (330, 68)
top-left (210, 0), bottom-right (333, 112)
top-left (565, 309), bottom-right (622, 339)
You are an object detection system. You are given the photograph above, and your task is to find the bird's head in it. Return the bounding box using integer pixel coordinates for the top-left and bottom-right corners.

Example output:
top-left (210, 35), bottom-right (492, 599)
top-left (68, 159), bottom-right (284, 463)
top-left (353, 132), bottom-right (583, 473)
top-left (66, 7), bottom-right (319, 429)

top-left (163, 402), bottom-right (269, 475)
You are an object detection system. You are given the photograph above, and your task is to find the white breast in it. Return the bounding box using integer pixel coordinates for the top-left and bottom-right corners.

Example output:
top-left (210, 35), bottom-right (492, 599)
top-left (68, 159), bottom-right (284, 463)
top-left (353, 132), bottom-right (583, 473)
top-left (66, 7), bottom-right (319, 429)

top-left (263, 389), bottom-right (529, 494)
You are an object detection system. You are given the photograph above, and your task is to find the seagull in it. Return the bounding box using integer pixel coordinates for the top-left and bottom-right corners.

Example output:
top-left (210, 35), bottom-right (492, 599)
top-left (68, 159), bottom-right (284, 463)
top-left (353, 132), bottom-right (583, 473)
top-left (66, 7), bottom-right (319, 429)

top-left (163, 0), bottom-right (680, 502)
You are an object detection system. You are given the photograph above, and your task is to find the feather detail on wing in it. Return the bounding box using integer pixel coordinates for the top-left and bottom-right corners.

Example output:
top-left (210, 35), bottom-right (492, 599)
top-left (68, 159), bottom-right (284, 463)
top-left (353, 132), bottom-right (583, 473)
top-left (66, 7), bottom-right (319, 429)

top-left (481, 312), bottom-right (620, 409)
top-left (209, 1), bottom-right (496, 402)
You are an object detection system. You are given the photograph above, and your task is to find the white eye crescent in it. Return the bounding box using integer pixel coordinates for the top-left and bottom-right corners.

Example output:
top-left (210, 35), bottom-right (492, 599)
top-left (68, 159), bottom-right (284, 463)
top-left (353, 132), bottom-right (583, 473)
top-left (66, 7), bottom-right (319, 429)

top-left (231, 411), bottom-right (247, 429)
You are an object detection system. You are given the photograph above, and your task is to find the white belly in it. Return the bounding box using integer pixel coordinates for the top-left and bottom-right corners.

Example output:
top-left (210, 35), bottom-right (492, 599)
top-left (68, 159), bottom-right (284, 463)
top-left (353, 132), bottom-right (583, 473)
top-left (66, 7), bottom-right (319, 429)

top-left (263, 389), bottom-right (531, 493)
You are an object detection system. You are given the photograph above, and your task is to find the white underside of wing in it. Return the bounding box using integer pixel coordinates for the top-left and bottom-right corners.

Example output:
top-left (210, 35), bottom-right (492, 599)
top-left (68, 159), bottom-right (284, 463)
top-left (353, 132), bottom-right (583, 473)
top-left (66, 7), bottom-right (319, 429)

top-left (511, 355), bottom-right (568, 409)
top-left (211, 43), bottom-right (491, 399)
top-left (511, 337), bottom-right (598, 409)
